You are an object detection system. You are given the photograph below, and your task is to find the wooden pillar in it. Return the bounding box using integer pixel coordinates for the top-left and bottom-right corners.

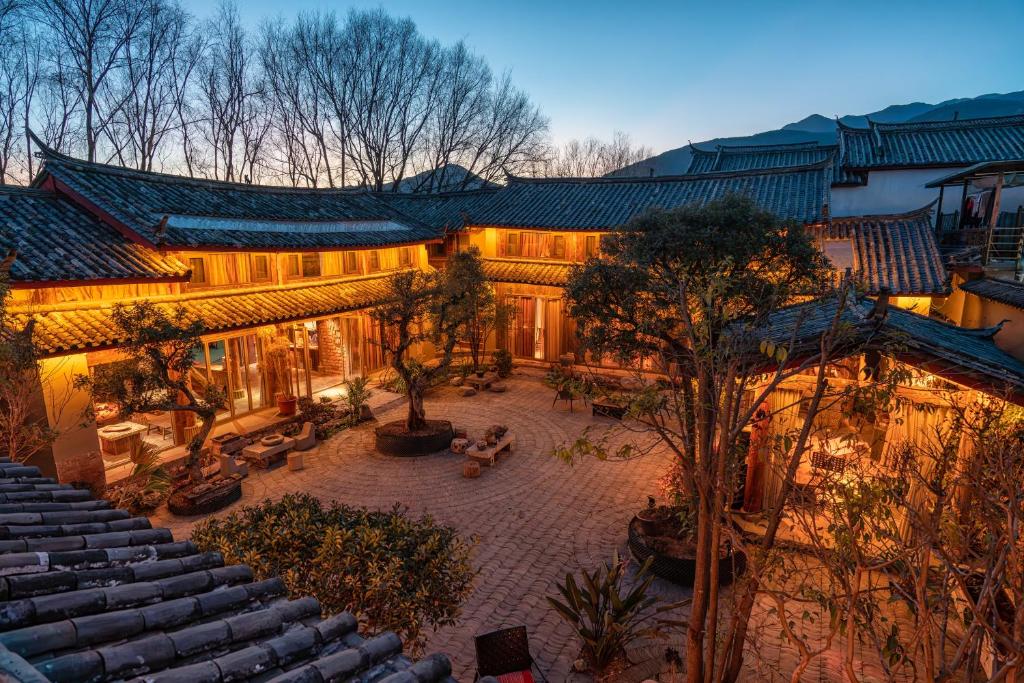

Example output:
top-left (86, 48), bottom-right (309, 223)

top-left (742, 402), bottom-right (772, 513)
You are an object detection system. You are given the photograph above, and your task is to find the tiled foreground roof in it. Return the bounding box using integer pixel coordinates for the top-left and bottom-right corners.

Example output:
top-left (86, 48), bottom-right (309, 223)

top-left (481, 258), bottom-right (570, 287)
top-left (959, 277), bottom-right (1024, 310)
top-left (757, 295), bottom-right (1024, 402)
top-left (35, 149), bottom-right (441, 250)
top-left (0, 458), bottom-right (454, 682)
top-left (472, 164), bottom-right (832, 229)
top-left (838, 114), bottom-right (1024, 170)
top-left (0, 187), bottom-right (188, 285)
top-left (11, 273), bottom-right (398, 356)
top-left (815, 206), bottom-right (948, 295)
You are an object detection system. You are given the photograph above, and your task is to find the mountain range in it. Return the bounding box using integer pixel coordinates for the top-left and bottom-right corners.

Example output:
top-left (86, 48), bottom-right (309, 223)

top-left (613, 90), bottom-right (1024, 177)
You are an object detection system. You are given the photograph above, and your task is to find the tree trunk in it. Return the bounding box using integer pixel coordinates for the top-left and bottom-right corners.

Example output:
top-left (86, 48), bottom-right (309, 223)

top-left (406, 385), bottom-right (426, 432)
top-left (186, 411), bottom-right (214, 484)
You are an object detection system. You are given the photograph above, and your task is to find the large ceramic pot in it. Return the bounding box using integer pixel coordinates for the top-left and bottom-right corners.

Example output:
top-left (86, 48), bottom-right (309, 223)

top-left (628, 517), bottom-right (746, 587)
top-left (276, 394), bottom-right (297, 417)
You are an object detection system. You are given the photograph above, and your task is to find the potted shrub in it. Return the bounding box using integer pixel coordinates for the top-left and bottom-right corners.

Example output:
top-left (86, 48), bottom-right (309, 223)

top-left (635, 495), bottom-right (675, 536)
top-left (492, 348), bottom-right (513, 378)
top-left (344, 375), bottom-right (373, 422)
top-left (265, 336), bottom-right (297, 416)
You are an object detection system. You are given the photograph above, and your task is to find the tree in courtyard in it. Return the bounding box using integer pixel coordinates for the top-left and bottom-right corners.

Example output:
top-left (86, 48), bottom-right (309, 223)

top-left (372, 249), bottom-right (483, 431)
top-left (452, 246), bottom-right (514, 374)
top-left (559, 194), bottom-right (876, 683)
top-left (0, 258), bottom-right (59, 463)
top-left (76, 301), bottom-right (223, 483)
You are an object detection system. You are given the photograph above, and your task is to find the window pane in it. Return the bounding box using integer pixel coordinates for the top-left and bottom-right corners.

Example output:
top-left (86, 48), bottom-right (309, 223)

top-left (398, 247), bottom-right (411, 266)
top-left (553, 236), bottom-right (566, 259)
top-left (343, 252), bottom-right (358, 273)
top-left (252, 255), bottom-right (269, 281)
top-left (368, 251), bottom-right (380, 271)
top-left (286, 255), bottom-right (300, 276)
top-left (506, 233), bottom-right (519, 257)
top-left (301, 253), bottom-right (321, 277)
top-left (189, 257), bottom-right (206, 284)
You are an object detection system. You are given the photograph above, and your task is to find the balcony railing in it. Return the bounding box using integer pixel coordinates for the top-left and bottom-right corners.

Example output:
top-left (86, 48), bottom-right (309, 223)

top-left (935, 208), bottom-right (1024, 267)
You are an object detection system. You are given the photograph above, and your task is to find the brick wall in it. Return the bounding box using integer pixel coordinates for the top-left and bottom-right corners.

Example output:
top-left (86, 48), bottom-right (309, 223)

top-left (317, 318), bottom-right (347, 375)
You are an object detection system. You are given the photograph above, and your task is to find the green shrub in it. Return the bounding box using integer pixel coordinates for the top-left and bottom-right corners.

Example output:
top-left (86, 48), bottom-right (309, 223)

top-left (548, 552), bottom-right (682, 675)
top-left (491, 348), bottom-right (513, 377)
top-left (191, 493), bottom-right (476, 651)
top-left (104, 441), bottom-right (171, 514)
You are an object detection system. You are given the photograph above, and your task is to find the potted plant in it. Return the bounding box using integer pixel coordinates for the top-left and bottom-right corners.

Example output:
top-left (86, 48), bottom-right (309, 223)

top-left (344, 375), bottom-right (373, 422)
top-left (635, 495), bottom-right (675, 536)
top-left (265, 336), bottom-right (297, 416)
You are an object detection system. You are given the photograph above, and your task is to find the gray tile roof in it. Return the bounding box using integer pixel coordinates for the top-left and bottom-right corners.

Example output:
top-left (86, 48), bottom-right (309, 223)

top-left (838, 114), bottom-right (1024, 170)
top-left (481, 258), bottom-right (570, 287)
top-left (35, 149), bottom-right (441, 251)
top-left (816, 205), bottom-right (948, 295)
top-left (470, 164), bottom-right (833, 230)
top-left (11, 272), bottom-right (402, 357)
top-left (687, 142), bottom-right (867, 187)
top-left (0, 186), bottom-right (188, 285)
top-left (0, 459), bottom-right (454, 683)
top-left (757, 294), bottom-right (1024, 401)
top-left (959, 277), bottom-right (1024, 310)
top-left (372, 189), bottom-right (501, 232)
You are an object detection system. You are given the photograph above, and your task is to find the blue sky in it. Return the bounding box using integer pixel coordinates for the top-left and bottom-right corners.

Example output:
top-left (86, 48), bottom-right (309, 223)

top-left (181, 0), bottom-right (1024, 154)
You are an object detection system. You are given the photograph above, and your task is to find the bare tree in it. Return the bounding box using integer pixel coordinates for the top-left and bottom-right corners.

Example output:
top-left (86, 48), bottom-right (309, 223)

top-left (104, 0), bottom-right (202, 171)
top-left (259, 18), bottom-right (333, 186)
top-left (197, 0), bottom-right (266, 182)
top-left (30, 0), bottom-right (146, 162)
top-left (545, 130), bottom-right (652, 177)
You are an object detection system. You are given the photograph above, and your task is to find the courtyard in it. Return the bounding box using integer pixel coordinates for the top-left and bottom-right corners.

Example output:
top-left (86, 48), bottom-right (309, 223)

top-left (150, 369), bottom-right (907, 683)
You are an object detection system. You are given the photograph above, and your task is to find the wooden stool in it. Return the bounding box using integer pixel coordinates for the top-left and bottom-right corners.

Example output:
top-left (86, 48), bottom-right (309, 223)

top-left (287, 452), bottom-right (304, 471)
top-left (462, 461), bottom-right (481, 478)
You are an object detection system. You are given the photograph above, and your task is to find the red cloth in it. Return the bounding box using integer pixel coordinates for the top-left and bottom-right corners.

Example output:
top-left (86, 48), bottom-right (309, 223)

top-left (496, 672), bottom-right (534, 683)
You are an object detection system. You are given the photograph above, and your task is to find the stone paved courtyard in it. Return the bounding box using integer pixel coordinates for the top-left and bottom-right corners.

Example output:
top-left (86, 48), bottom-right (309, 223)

top-left (151, 370), bottom-right (916, 682)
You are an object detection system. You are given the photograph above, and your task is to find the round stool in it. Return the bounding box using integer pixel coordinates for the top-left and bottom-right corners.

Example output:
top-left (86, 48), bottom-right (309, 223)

top-left (462, 461), bottom-right (481, 478)
top-left (450, 438), bottom-right (470, 454)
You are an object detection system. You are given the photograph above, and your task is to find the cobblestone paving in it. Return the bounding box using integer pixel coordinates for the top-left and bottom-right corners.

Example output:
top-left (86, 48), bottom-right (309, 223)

top-left (151, 371), bottom-right (912, 682)
top-left (153, 370), bottom-right (676, 681)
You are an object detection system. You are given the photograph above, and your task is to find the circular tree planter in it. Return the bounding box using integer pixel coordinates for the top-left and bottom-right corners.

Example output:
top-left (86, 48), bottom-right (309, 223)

top-left (168, 475), bottom-right (243, 516)
top-left (627, 516), bottom-right (746, 587)
top-left (374, 419), bottom-right (454, 457)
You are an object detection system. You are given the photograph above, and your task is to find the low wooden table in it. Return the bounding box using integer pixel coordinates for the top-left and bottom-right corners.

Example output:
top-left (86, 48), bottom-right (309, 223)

top-left (98, 421), bottom-right (146, 460)
top-left (465, 373), bottom-right (498, 391)
top-left (465, 432), bottom-right (514, 467)
top-left (592, 400), bottom-right (627, 419)
top-left (242, 437), bottom-right (295, 469)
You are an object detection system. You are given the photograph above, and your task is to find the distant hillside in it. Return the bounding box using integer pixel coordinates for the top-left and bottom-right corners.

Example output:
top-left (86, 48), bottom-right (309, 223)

top-left (383, 164), bottom-right (498, 193)
top-left (613, 90), bottom-right (1024, 177)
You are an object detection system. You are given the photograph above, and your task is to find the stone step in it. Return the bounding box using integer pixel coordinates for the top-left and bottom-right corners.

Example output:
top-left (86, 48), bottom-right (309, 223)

top-left (0, 563), bottom-right (253, 631)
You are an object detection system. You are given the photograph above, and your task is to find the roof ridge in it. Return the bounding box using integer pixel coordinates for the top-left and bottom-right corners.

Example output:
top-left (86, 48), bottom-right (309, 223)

top-left (370, 187), bottom-right (502, 199)
top-left (830, 201), bottom-right (938, 224)
top-left (42, 154), bottom-right (362, 196)
top-left (843, 112), bottom-right (1024, 134)
top-left (9, 270), bottom-right (405, 315)
top-left (507, 160), bottom-right (833, 185)
top-left (0, 185), bottom-right (58, 198)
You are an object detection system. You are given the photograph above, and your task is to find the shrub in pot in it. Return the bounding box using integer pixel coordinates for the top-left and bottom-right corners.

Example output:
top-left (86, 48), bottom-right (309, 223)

top-left (547, 552), bottom-right (683, 678)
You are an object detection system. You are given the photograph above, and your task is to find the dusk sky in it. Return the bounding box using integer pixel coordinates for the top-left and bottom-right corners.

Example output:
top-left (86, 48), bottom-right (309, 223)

top-left (180, 0), bottom-right (1024, 154)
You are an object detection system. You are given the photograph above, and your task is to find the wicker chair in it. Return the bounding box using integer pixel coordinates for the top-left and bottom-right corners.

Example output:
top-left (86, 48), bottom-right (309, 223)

top-left (474, 626), bottom-right (546, 682)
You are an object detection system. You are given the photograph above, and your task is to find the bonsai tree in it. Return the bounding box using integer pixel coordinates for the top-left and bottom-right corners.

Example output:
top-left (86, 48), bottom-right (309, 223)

top-left (560, 194), bottom-right (873, 683)
top-left (77, 302), bottom-right (224, 484)
top-left (452, 247), bottom-right (515, 375)
top-left (372, 250), bottom-right (482, 432)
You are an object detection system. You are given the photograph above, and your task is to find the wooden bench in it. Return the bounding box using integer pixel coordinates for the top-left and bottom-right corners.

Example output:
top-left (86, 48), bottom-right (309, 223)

top-left (465, 432), bottom-right (514, 467)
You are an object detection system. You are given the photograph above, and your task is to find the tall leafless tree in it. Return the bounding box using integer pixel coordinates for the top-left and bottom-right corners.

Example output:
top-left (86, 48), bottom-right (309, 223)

top-left (103, 0), bottom-right (202, 171)
top-left (545, 130), bottom-right (652, 177)
top-left (30, 0), bottom-right (146, 162)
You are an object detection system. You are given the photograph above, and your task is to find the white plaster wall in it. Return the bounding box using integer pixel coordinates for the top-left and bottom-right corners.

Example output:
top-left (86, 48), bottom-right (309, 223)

top-left (832, 168), bottom-right (1024, 218)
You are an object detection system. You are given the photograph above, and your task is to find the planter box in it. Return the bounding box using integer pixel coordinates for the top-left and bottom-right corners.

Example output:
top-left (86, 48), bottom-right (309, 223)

top-left (627, 517), bottom-right (745, 587)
